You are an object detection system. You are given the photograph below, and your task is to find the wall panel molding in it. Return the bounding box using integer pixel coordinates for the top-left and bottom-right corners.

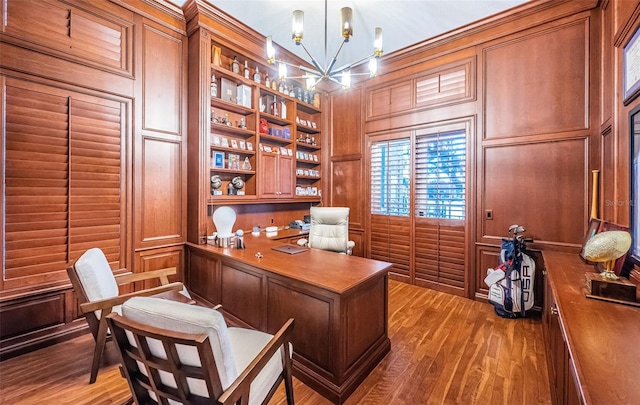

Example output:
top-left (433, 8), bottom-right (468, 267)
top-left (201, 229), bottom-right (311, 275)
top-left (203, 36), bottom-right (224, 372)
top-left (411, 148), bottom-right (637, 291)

top-left (482, 18), bottom-right (590, 140)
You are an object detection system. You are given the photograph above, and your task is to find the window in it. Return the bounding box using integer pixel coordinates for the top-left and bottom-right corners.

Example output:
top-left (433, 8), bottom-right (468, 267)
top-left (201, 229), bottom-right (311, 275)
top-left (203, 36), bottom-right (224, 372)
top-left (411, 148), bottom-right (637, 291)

top-left (370, 138), bottom-right (411, 216)
top-left (415, 129), bottom-right (466, 220)
top-left (630, 105), bottom-right (640, 264)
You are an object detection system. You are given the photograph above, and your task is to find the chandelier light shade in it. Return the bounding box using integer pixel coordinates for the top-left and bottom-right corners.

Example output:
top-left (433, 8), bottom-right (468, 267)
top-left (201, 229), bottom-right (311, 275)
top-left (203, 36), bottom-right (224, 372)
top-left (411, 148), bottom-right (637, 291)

top-left (340, 7), bottom-right (353, 39)
top-left (292, 10), bottom-right (304, 44)
top-left (266, 1), bottom-right (383, 89)
top-left (374, 27), bottom-right (383, 56)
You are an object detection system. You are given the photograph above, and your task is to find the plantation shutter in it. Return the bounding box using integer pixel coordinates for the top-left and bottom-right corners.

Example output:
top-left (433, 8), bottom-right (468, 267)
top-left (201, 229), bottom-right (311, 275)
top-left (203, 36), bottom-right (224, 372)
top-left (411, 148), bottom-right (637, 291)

top-left (3, 78), bottom-right (124, 291)
top-left (370, 137), bottom-right (411, 280)
top-left (69, 99), bottom-right (123, 261)
top-left (370, 138), bottom-right (411, 216)
top-left (5, 85), bottom-right (71, 284)
top-left (415, 66), bottom-right (467, 107)
top-left (415, 130), bottom-right (466, 220)
top-left (414, 127), bottom-right (466, 294)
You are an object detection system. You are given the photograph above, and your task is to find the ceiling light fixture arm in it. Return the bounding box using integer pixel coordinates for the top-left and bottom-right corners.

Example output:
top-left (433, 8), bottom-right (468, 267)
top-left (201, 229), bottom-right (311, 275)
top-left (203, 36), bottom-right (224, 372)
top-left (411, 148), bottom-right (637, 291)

top-left (297, 41), bottom-right (325, 76)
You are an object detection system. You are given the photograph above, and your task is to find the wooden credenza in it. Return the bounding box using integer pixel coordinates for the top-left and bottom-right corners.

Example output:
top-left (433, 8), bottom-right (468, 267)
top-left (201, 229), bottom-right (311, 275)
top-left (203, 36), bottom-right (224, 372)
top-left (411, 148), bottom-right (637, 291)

top-left (542, 251), bottom-right (640, 405)
top-left (186, 234), bottom-right (392, 404)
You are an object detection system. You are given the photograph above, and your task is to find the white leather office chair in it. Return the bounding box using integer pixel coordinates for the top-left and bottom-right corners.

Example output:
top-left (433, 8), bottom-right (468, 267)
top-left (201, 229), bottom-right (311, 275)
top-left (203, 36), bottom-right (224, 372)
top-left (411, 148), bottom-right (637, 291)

top-left (106, 297), bottom-right (294, 405)
top-left (297, 206), bottom-right (355, 255)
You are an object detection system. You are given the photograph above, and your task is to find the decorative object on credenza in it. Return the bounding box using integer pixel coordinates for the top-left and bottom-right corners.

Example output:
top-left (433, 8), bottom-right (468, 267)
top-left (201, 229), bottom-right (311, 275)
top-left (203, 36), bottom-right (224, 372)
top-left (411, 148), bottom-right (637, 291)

top-left (583, 230), bottom-right (638, 307)
top-left (584, 272), bottom-right (637, 305)
top-left (211, 206), bottom-right (236, 247)
top-left (583, 230), bottom-right (631, 281)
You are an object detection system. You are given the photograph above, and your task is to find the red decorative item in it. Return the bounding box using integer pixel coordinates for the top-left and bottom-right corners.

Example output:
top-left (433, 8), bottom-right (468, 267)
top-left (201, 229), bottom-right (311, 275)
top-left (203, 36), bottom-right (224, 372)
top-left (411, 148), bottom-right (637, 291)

top-left (259, 118), bottom-right (268, 134)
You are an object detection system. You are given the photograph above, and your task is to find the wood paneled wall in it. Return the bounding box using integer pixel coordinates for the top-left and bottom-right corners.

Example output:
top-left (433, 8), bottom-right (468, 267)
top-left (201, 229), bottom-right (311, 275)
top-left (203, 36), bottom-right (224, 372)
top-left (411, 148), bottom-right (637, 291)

top-left (329, 0), bottom-right (601, 299)
top-left (0, 0), bottom-right (188, 358)
top-left (329, 88), bottom-right (366, 257)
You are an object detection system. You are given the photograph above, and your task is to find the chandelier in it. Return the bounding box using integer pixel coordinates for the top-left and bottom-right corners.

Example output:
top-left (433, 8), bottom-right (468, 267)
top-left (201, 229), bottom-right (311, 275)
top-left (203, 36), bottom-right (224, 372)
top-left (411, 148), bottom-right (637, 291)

top-left (265, 1), bottom-right (383, 89)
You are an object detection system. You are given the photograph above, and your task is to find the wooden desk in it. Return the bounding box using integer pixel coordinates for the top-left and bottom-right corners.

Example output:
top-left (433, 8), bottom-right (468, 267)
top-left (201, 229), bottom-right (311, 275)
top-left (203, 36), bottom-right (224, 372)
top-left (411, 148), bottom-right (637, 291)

top-left (542, 251), bottom-right (640, 404)
top-left (186, 234), bottom-right (392, 404)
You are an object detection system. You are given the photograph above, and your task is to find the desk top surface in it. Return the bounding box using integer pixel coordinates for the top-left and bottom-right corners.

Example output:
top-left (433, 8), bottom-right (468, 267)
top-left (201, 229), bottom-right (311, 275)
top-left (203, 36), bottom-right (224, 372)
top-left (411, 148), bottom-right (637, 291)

top-left (189, 232), bottom-right (392, 294)
top-left (543, 250), bottom-right (640, 405)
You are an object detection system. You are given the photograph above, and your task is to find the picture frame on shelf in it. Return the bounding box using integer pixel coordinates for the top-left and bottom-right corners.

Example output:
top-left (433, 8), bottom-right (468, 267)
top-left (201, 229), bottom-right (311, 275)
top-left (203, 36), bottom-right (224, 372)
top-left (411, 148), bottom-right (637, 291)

top-left (580, 218), bottom-right (602, 261)
top-left (231, 139), bottom-right (238, 149)
top-left (313, 154), bottom-right (318, 162)
top-left (247, 142), bottom-right (253, 151)
top-left (213, 151), bottom-right (225, 168)
top-left (239, 140), bottom-right (246, 150)
top-left (221, 137), bottom-right (229, 148)
top-left (228, 154), bottom-right (240, 170)
top-left (623, 23), bottom-right (640, 105)
top-left (287, 149), bottom-right (292, 156)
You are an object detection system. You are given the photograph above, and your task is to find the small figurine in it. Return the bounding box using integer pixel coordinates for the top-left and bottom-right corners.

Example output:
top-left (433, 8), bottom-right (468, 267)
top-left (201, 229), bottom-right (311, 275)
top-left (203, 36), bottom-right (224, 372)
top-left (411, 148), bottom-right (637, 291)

top-left (259, 118), bottom-right (268, 134)
top-left (238, 117), bottom-right (246, 129)
top-left (242, 156), bottom-right (252, 170)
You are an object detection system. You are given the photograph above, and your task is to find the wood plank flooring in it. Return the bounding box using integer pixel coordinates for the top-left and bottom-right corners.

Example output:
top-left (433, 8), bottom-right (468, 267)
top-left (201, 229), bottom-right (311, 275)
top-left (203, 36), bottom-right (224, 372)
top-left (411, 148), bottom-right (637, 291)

top-left (0, 280), bottom-right (551, 405)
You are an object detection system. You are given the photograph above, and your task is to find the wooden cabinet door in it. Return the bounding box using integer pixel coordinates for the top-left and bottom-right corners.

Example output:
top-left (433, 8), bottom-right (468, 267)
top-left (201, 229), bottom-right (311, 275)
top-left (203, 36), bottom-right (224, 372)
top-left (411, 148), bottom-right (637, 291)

top-left (259, 152), bottom-right (279, 198)
top-left (259, 152), bottom-right (294, 198)
top-left (278, 154), bottom-right (294, 198)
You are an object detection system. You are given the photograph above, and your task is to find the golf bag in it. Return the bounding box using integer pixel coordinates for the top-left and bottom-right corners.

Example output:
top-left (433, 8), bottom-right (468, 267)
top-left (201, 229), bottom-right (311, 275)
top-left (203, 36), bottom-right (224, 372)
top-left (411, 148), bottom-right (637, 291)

top-left (484, 225), bottom-right (535, 318)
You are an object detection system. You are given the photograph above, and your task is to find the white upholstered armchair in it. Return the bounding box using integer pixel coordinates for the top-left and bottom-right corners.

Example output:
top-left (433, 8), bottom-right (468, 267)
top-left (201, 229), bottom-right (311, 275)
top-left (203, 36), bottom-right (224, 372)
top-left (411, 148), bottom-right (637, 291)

top-left (66, 247), bottom-right (191, 384)
top-left (106, 297), bottom-right (295, 405)
top-left (297, 206), bottom-right (355, 255)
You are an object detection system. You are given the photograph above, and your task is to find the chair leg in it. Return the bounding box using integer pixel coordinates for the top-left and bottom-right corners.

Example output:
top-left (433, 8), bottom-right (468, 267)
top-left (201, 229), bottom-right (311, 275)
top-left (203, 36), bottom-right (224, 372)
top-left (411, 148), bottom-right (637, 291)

top-left (90, 317), bottom-right (109, 384)
top-left (121, 396), bottom-right (134, 405)
top-left (283, 345), bottom-right (295, 405)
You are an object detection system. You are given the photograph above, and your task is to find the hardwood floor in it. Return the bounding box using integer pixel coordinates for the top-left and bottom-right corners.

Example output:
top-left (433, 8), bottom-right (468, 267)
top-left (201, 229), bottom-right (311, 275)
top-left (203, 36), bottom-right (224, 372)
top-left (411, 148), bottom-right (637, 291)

top-left (0, 280), bottom-right (551, 405)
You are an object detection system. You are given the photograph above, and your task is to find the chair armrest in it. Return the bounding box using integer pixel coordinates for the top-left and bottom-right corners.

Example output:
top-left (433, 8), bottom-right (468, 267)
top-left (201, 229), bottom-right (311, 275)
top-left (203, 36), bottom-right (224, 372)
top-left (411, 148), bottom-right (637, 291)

top-left (115, 267), bottom-right (177, 286)
top-left (80, 282), bottom-right (183, 314)
top-left (347, 240), bottom-right (355, 255)
top-left (218, 318), bottom-right (294, 405)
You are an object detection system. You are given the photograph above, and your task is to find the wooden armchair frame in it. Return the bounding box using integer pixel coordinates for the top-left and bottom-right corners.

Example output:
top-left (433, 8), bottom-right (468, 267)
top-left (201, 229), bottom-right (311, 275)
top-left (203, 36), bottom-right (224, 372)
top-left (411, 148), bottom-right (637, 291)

top-left (67, 264), bottom-right (187, 384)
top-left (106, 313), bottom-right (295, 405)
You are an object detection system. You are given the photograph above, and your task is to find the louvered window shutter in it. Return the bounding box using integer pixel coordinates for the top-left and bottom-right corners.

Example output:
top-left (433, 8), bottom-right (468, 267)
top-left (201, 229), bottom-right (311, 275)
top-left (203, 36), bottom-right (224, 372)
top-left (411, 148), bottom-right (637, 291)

top-left (370, 138), bottom-right (411, 216)
top-left (415, 66), bottom-right (467, 107)
top-left (415, 130), bottom-right (466, 220)
top-left (3, 79), bottom-right (124, 290)
top-left (5, 86), bottom-right (71, 280)
top-left (69, 99), bottom-right (123, 260)
top-left (370, 138), bottom-right (411, 279)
